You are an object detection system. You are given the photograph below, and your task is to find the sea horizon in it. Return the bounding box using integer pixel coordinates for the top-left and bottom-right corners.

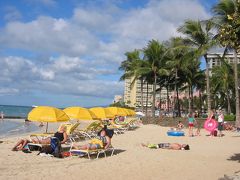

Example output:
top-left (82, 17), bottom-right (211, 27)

top-left (0, 104), bottom-right (109, 118)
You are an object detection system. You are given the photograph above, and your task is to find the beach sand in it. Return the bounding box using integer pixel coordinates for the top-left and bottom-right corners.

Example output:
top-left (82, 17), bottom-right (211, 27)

top-left (0, 124), bottom-right (239, 180)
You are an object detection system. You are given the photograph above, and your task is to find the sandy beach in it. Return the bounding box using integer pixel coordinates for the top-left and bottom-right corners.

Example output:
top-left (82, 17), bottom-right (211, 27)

top-left (0, 123), bottom-right (239, 180)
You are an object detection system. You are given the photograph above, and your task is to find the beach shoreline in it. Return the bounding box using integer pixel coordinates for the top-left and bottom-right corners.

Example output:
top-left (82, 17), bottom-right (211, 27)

top-left (0, 124), bottom-right (240, 180)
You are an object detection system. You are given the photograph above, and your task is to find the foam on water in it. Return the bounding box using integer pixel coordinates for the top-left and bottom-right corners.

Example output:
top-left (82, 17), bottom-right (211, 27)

top-left (0, 120), bottom-right (39, 138)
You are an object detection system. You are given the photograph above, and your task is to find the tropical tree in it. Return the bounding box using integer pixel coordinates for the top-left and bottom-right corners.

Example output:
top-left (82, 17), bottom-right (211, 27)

top-left (165, 37), bottom-right (194, 116)
top-left (119, 50), bottom-right (145, 112)
top-left (211, 59), bottom-right (234, 114)
top-left (212, 0), bottom-right (240, 126)
top-left (183, 57), bottom-right (206, 113)
top-left (178, 20), bottom-right (216, 115)
top-left (143, 40), bottom-right (168, 117)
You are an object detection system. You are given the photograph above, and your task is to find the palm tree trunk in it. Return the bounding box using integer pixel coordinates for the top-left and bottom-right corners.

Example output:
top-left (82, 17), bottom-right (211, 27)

top-left (227, 93), bottom-right (231, 114)
top-left (204, 54), bottom-right (211, 115)
top-left (159, 87), bottom-right (162, 110)
top-left (191, 85), bottom-right (194, 111)
top-left (140, 78), bottom-right (144, 113)
top-left (174, 70), bottom-right (177, 117)
top-left (152, 73), bottom-right (157, 117)
top-left (146, 82), bottom-right (149, 118)
top-left (188, 86), bottom-right (191, 113)
top-left (199, 91), bottom-right (202, 117)
top-left (233, 50), bottom-right (240, 127)
top-left (167, 86), bottom-right (170, 113)
top-left (176, 86), bottom-right (181, 117)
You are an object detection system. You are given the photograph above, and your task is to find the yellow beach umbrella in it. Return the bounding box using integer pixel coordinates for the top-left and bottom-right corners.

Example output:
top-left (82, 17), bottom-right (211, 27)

top-left (89, 107), bottom-right (114, 120)
top-left (105, 107), bottom-right (128, 116)
top-left (28, 106), bottom-right (70, 132)
top-left (63, 106), bottom-right (99, 120)
top-left (129, 109), bottom-right (136, 116)
top-left (123, 108), bottom-right (135, 116)
top-left (122, 108), bottom-right (131, 116)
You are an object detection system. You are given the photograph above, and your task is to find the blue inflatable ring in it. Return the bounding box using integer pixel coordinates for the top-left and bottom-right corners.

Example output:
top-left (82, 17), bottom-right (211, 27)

top-left (167, 131), bottom-right (185, 136)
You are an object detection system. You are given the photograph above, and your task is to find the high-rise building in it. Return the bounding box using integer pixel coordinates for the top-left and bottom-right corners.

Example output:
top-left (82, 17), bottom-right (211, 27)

top-left (206, 53), bottom-right (240, 75)
top-left (123, 77), bottom-right (169, 109)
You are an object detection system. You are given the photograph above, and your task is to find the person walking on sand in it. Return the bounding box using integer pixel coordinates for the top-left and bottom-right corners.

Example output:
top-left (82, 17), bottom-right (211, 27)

top-left (0, 111), bottom-right (4, 120)
top-left (188, 112), bottom-right (196, 137)
top-left (217, 110), bottom-right (224, 137)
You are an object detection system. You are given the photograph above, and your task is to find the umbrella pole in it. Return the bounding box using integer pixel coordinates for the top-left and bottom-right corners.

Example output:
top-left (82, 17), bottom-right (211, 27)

top-left (46, 122), bottom-right (48, 133)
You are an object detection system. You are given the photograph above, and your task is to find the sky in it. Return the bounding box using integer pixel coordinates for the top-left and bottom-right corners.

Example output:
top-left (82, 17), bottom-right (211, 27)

top-left (0, 0), bottom-right (219, 108)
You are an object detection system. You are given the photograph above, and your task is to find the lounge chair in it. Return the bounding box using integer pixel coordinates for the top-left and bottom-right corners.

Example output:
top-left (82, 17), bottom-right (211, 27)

top-left (70, 128), bottom-right (115, 159)
top-left (27, 122), bottom-right (81, 150)
top-left (70, 145), bottom-right (115, 159)
top-left (74, 120), bottom-right (102, 139)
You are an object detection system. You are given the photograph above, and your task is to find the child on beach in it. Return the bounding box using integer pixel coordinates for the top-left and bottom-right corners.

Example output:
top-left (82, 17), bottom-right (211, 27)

top-left (188, 113), bottom-right (196, 137)
top-left (141, 143), bottom-right (190, 150)
top-left (176, 121), bottom-right (184, 130)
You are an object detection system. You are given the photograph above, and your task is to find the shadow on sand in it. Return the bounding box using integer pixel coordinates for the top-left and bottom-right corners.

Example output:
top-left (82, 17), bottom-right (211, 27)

top-left (227, 153), bottom-right (240, 163)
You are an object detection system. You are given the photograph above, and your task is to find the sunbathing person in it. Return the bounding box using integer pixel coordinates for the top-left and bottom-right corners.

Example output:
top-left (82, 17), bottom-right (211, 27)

top-left (72, 128), bottom-right (112, 150)
top-left (141, 143), bottom-right (190, 150)
top-left (12, 125), bottom-right (68, 151)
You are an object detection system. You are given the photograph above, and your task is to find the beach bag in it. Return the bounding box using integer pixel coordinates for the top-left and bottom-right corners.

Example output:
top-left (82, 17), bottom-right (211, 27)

top-left (38, 137), bottom-right (63, 158)
top-left (50, 137), bottom-right (63, 158)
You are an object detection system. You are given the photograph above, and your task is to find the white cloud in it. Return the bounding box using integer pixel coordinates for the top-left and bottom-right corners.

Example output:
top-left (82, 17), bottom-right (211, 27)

top-left (0, 16), bottom-right (98, 56)
top-left (0, 88), bottom-right (19, 96)
top-left (0, 55), bottom-right (122, 98)
top-left (0, 0), bottom-right (211, 103)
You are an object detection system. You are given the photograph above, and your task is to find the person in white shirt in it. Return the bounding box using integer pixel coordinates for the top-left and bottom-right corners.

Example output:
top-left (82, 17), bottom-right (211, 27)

top-left (217, 110), bottom-right (224, 137)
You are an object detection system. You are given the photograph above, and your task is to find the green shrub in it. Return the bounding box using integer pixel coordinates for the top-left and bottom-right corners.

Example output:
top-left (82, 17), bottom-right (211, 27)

top-left (224, 114), bottom-right (236, 121)
top-left (201, 114), bottom-right (208, 118)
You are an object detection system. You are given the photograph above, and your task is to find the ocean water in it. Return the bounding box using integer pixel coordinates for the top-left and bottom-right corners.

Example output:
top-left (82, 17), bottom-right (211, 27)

top-left (0, 120), bottom-right (39, 139)
top-left (0, 105), bottom-right (33, 118)
top-left (0, 105), bottom-right (38, 138)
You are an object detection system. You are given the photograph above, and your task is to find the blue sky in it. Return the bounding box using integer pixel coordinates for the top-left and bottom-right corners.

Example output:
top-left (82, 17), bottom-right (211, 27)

top-left (0, 0), bottom-right (218, 108)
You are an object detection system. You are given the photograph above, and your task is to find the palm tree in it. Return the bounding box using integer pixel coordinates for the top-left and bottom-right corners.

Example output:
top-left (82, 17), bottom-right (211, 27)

top-left (211, 59), bottom-right (234, 114)
top-left (165, 37), bottom-right (194, 116)
top-left (178, 20), bottom-right (216, 115)
top-left (183, 57), bottom-right (206, 113)
top-left (119, 50), bottom-right (145, 111)
top-left (212, 0), bottom-right (240, 127)
top-left (143, 40), bottom-right (168, 117)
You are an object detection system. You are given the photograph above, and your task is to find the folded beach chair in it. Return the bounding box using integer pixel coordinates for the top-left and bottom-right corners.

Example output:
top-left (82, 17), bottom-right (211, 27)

top-left (107, 120), bottom-right (130, 134)
top-left (74, 120), bottom-right (102, 139)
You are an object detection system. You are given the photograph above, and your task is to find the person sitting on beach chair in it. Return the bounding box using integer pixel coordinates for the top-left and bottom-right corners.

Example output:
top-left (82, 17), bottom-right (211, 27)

top-left (12, 125), bottom-right (68, 151)
top-left (72, 127), bottom-right (112, 151)
top-left (141, 142), bottom-right (190, 150)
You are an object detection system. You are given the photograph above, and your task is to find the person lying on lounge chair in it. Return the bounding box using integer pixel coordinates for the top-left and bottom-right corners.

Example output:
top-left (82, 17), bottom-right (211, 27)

top-left (72, 128), bottom-right (112, 150)
top-left (141, 142), bottom-right (190, 150)
top-left (12, 125), bottom-right (68, 151)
